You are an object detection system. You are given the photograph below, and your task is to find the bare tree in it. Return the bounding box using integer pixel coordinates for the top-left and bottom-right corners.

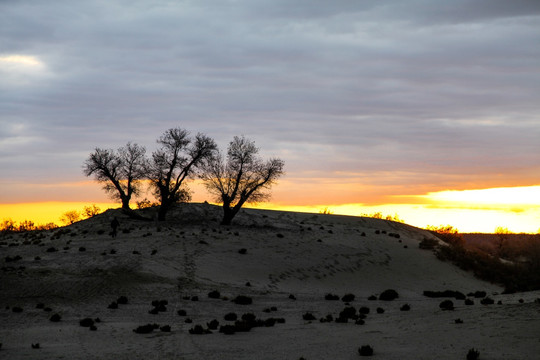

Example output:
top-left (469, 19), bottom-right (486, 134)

top-left (201, 135), bottom-right (284, 225)
top-left (83, 142), bottom-right (147, 211)
top-left (60, 210), bottom-right (80, 225)
top-left (147, 128), bottom-right (217, 221)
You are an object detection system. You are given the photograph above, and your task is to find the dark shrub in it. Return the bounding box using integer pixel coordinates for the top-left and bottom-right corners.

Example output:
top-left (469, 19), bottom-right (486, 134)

top-left (220, 325), bottom-right (236, 335)
top-left (302, 312), bottom-right (316, 321)
top-left (419, 238), bottom-right (439, 250)
top-left (152, 299), bottom-right (168, 307)
top-left (207, 319), bottom-right (220, 330)
top-left (78, 247), bottom-right (86, 252)
top-left (340, 306), bottom-right (357, 319)
top-left (224, 312), bottom-right (238, 321)
top-left (455, 318), bottom-right (464, 324)
top-left (480, 297), bottom-right (494, 305)
top-left (117, 296), bottom-right (128, 305)
top-left (160, 325), bottom-right (171, 332)
top-left (376, 307), bottom-right (385, 314)
top-left (379, 289), bottom-right (399, 301)
top-left (189, 325), bottom-right (211, 335)
top-left (49, 313), bottom-right (61, 322)
top-left (264, 318), bottom-right (276, 327)
top-left (467, 348), bottom-right (480, 360)
top-left (325, 293), bottom-right (340, 301)
top-left (400, 304), bottom-right (411, 311)
top-left (355, 319), bottom-right (365, 325)
top-left (233, 295), bottom-right (252, 305)
top-left (359, 345), bottom-right (374, 356)
top-left (241, 313), bottom-right (257, 322)
top-left (177, 309), bottom-right (187, 316)
top-left (108, 302), bottom-right (118, 309)
top-left (465, 299), bottom-right (474, 305)
top-left (12, 306), bottom-right (23, 313)
top-left (341, 293), bottom-right (355, 302)
top-left (133, 324), bottom-right (155, 334)
top-left (208, 290), bottom-right (221, 299)
top-left (359, 306), bottom-right (370, 314)
top-left (320, 314), bottom-right (334, 323)
top-left (439, 300), bottom-right (455, 310)
top-left (289, 294), bottom-right (297, 300)
top-left (368, 295), bottom-right (377, 301)
top-left (238, 248), bottom-right (247, 254)
top-left (79, 318), bottom-right (95, 327)
top-left (473, 291), bottom-right (487, 298)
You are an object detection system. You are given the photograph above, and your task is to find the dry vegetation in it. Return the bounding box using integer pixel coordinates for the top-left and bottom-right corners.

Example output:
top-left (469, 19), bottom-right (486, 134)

top-left (426, 226), bottom-right (540, 292)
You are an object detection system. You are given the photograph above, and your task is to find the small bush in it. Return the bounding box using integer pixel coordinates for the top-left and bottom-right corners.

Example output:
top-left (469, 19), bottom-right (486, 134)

top-left (359, 306), bottom-right (370, 314)
top-left (79, 318), bottom-right (95, 327)
top-left (232, 295), bottom-right (252, 305)
top-left (400, 304), bottom-right (411, 311)
top-left (359, 345), bottom-right (374, 356)
top-left (341, 293), bottom-right (355, 302)
top-left (419, 238), bottom-right (439, 250)
top-left (160, 325), bottom-right (171, 332)
top-left (302, 312), bottom-right (316, 321)
top-left (325, 293), bottom-right (340, 301)
top-left (379, 289), bottom-right (399, 301)
top-left (224, 312), bottom-right (238, 321)
top-left (480, 297), bottom-right (494, 305)
top-left (467, 348), bottom-right (480, 360)
top-left (339, 306), bottom-right (357, 319)
top-left (207, 319), bottom-right (220, 330)
top-left (208, 290), bottom-right (221, 299)
top-left (439, 300), bottom-right (455, 310)
top-left (189, 325), bottom-right (211, 335)
top-left (133, 324), bottom-right (156, 334)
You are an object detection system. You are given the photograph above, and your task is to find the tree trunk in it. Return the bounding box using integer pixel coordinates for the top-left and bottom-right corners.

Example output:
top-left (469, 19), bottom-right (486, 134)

top-left (121, 196), bottom-right (131, 210)
top-left (157, 203), bottom-right (169, 221)
top-left (221, 207), bottom-right (235, 225)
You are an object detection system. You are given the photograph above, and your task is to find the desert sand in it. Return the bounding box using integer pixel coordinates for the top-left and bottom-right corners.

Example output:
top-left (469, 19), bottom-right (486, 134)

top-left (1, 203), bottom-right (539, 359)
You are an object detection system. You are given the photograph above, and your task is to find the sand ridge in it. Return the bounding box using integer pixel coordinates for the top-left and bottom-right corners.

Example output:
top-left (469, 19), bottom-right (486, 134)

top-left (1, 203), bottom-right (538, 359)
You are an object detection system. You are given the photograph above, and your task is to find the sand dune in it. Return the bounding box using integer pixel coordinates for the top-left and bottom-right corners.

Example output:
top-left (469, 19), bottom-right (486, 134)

top-left (1, 203), bottom-right (538, 359)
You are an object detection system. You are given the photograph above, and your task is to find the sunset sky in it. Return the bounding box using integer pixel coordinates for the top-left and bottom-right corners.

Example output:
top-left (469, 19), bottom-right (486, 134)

top-left (1, 0), bottom-right (539, 233)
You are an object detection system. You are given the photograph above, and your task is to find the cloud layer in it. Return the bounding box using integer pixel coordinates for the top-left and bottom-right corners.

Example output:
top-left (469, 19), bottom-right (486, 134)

top-left (1, 0), bottom-right (539, 205)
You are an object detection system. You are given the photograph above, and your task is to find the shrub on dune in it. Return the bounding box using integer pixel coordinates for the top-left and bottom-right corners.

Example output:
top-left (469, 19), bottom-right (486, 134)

top-left (379, 289), bottom-right (399, 301)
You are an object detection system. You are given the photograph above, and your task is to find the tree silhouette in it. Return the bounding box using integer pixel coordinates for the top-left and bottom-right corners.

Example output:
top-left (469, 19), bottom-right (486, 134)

top-left (83, 143), bottom-right (147, 211)
top-left (201, 136), bottom-right (284, 225)
top-left (147, 128), bottom-right (217, 221)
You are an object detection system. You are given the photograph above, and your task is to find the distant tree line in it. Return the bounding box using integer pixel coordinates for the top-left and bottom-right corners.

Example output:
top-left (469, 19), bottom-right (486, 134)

top-left (83, 128), bottom-right (284, 225)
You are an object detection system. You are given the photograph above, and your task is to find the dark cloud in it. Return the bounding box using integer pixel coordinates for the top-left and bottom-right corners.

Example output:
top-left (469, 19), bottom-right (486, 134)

top-left (1, 0), bottom-right (539, 204)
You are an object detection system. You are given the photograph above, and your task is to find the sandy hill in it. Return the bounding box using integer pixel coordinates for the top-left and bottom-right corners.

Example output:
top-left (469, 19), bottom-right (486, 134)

top-left (1, 203), bottom-right (538, 359)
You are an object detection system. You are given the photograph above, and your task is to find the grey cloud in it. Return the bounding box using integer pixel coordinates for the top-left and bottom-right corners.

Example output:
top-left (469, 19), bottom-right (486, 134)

top-left (1, 0), bottom-right (539, 201)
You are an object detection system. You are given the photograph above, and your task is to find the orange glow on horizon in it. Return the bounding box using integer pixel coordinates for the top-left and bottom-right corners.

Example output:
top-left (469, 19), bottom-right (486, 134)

top-left (0, 201), bottom-right (119, 226)
top-left (1, 185), bottom-right (539, 234)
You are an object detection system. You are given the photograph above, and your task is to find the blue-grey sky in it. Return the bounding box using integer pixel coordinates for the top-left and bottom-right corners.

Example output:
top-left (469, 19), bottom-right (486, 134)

top-left (1, 0), bottom-right (540, 206)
